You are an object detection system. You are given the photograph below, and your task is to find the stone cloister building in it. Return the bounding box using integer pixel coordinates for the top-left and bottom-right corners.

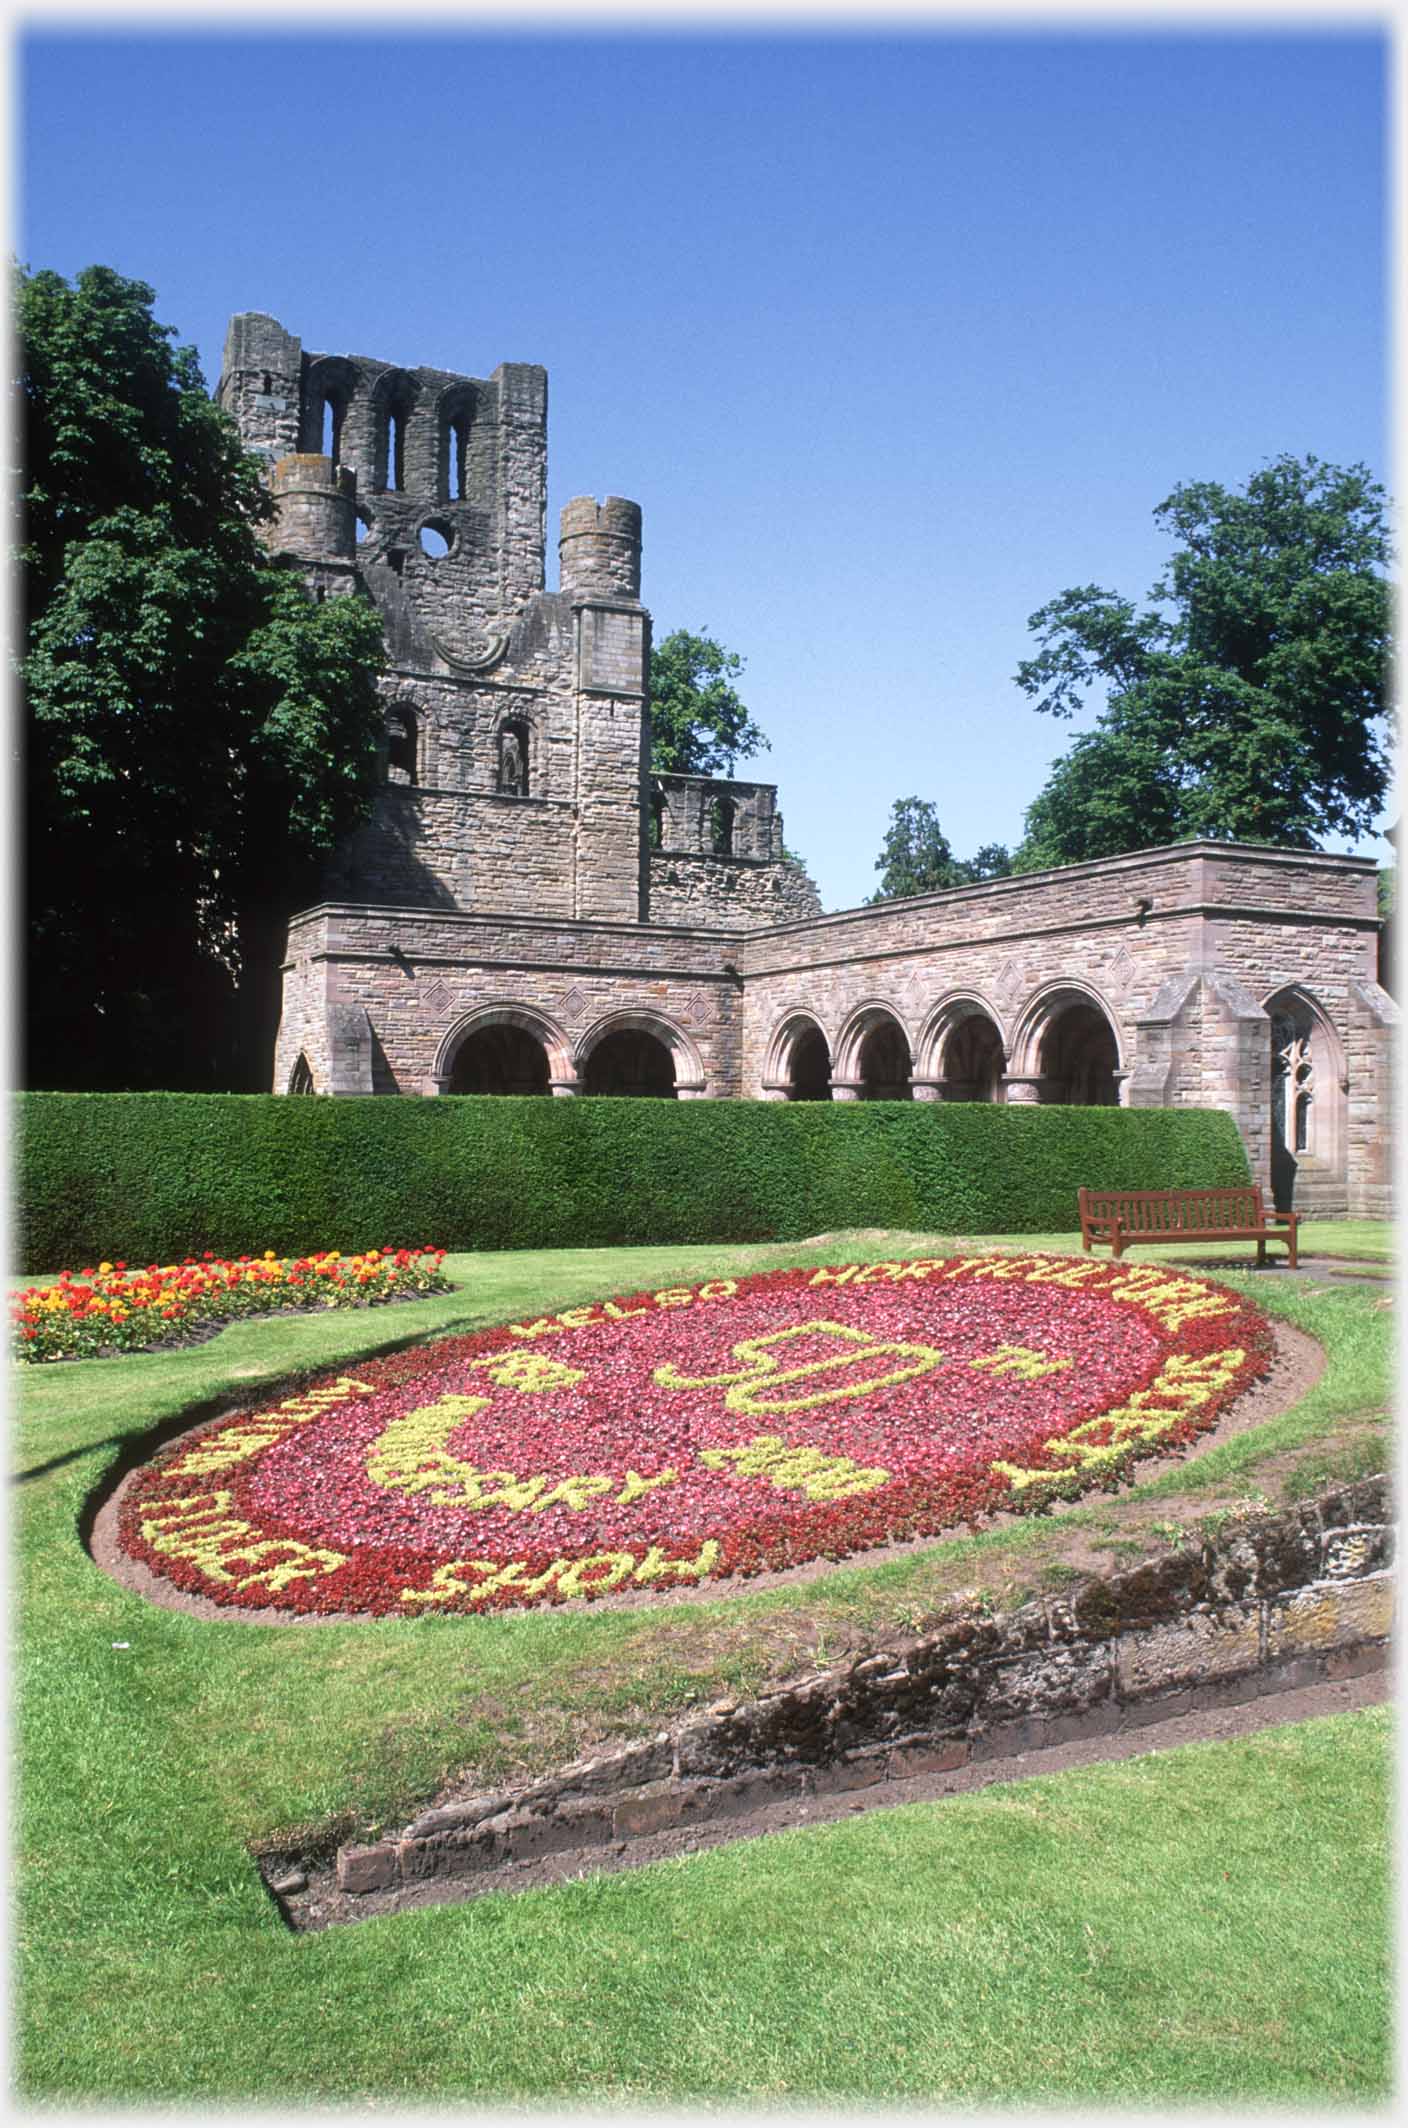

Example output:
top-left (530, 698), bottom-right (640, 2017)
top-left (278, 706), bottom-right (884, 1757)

top-left (218, 312), bottom-right (1394, 1216)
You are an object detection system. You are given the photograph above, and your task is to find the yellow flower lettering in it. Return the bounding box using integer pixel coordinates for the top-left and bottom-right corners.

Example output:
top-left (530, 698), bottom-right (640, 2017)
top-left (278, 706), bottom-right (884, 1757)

top-left (991, 1347), bottom-right (1247, 1489)
top-left (970, 1344), bottom-right (1073, 1382)
top-left (468, 1350), bottom-right (586, 1392)
top-left (654, 1319), bottom-right (944, 1415)
top-left (698, 1433), bottom-right (889, 1500)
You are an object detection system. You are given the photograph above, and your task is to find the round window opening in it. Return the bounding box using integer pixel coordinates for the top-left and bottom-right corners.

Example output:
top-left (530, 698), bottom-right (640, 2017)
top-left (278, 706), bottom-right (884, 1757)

top-left (419, 519), bottom-right (454, 560)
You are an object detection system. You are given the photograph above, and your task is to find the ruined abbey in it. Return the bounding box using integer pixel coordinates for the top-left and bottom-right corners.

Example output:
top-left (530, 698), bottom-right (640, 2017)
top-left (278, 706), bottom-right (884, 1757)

top-left (217, 312), bottom-right (1394, 1216)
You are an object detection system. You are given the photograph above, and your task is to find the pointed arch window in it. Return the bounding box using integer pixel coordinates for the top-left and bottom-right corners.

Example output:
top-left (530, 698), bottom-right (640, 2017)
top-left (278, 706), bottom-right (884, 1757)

top-left (1272, 1011), bottom-right (1316, 1156)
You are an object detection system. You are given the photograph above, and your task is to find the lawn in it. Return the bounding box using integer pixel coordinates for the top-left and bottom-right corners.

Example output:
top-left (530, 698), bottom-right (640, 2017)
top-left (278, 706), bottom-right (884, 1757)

top-left (13, 1224), bottom-right (1393, 2104)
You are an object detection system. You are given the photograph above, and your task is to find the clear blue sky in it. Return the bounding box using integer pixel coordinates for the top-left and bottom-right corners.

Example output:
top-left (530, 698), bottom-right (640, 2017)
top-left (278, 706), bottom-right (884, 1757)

top-left (18, 22), bottom-right (1389, 912)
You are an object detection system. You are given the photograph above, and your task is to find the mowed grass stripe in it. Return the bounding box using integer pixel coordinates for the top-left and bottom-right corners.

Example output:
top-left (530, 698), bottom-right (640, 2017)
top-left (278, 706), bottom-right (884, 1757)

top-left (14, 1227), bottom-right (1393, 2104)
top-left (18, 1709), bottom-right (1390, 2104)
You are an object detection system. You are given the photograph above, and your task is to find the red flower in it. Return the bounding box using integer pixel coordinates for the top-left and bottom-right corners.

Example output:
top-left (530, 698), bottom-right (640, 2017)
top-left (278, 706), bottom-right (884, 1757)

top-left (113, 1255), bottom-right (1272, 1621)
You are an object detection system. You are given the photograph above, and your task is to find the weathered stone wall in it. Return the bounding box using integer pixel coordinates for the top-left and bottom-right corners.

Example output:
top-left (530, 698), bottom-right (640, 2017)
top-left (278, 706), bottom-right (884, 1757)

top-left (1345, 981), bottom-right (1397, 1217)
top-left (289, 351), bottom-right (547, 660)
top-left (226, 313), bottom-right (1389, 1212)
top-left (273, 902), bottom-right (744, 1098)
top-left (649, 853), bottom-right (824, 928)
top-left (216, 311), bottom-right (303, 467)
top-left (327, 1473), bottom-right (1392, 1898)
top-left (653, 774), bottom-right (784, 860)
top-left (272, 842), bottom-right (1390, 1211)
top-left (323, 791), bottom-right (574, 914)
top-left (735, 844), bottom-right (1387, 1211)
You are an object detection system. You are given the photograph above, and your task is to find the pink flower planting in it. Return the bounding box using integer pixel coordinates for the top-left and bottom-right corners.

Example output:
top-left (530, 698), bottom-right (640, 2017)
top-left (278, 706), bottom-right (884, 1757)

top-left (116, 1254), bottom-right (1273, 1619)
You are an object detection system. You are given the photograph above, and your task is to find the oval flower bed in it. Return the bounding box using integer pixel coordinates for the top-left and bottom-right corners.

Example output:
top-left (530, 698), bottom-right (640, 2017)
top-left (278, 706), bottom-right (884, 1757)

top-left (14, 1247), bottom-right (450, 1363)
top-left (114, 1253), bottom-right (1274, 1619)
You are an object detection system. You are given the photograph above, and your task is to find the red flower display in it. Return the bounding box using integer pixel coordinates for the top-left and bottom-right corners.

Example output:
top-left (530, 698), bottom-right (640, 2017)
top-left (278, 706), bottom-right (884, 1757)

top-left (114, 1254), bottom-right (1273, 1619)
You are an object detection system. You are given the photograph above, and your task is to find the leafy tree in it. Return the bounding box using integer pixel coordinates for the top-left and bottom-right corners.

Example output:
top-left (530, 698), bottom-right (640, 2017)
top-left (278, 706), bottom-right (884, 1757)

top-left (964, 841), bottom-right (1014, 882)
top-left (648, 628), bottom-right (768, 776)
top-left (869, 797), bottom-right (1011, 901)
top-left (1011, 455), bottom-right (1391, 869)
top-left (19, 264), bottom-right (386, 1090)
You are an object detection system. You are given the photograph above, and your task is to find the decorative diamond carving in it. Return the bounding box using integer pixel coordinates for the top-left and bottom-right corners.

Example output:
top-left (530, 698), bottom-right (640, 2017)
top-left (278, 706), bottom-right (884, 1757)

top-left (685, 991), bottom-right (713, 1025)
top-left (419, 980), bottom-right (452, 1016)
top-left (1104, 944), bottom-right (1133, 986)
top-left (562, 986), bottom-right (590, 1021)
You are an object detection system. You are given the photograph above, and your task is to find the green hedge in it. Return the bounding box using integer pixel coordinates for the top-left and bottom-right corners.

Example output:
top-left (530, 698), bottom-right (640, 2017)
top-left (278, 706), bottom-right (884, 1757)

top-left (13, 1092), bottom-right (1252, 1274)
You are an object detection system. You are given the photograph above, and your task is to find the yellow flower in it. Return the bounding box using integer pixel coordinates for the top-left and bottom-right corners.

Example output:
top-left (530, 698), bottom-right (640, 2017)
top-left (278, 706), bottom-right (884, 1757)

top-left (99, 1261), bottom-right (113, 1275)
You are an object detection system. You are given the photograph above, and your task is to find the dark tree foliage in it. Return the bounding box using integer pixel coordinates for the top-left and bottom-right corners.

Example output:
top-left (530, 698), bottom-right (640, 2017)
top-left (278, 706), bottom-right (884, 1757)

top-left (19, 264), bottom-right (386, 1090)
top-left (1012, 455), bottom-right (1391, 870)
top-left (869, 797), bottom-right (1012, 902)
top-left (648, 628), bottom-right (769, 777)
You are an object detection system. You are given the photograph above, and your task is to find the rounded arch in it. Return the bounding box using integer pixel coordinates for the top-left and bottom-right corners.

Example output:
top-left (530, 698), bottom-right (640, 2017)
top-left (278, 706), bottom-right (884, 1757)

top-left (434, 1004), bottom-right (574, 1093)
top-left (1010, 980), bottom-right (1124, 1106)
top-left (576, 1008), bottom-right (705, 1098)
top-left (371, 367), bottom-right (419, 492)
top-left (832, 999), bottom-right (914, 1100)
top-left (1262, 983), bottom-right (1348, 1212)
top-left (495, 712), bottom-right (533, 797)
top-left (302, 355), bottom-right (358, 457)
top-left (914, 991), bottom-right (1009, 1098)
top-left (383, 701), bottom-right (419, 785)
top-left (1010, 980), bottom-right (1127, 1076)
top-left (763, 1010), bottom-right (833, 1102)
top-left (435, 381), bottom-right (478, 502)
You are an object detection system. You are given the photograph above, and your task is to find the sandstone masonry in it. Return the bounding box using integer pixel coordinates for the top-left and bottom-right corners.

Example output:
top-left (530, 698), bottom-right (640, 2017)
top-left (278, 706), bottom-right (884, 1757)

top-left (219, 313), bottom-right (1394, 1213)
top-left (293, 1473), bottom-right (1392, 1910)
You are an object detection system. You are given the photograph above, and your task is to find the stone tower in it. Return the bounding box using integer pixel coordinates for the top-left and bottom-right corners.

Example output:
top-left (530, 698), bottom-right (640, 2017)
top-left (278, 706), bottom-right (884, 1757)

top-left (217, 311), bottom-right (651, 925)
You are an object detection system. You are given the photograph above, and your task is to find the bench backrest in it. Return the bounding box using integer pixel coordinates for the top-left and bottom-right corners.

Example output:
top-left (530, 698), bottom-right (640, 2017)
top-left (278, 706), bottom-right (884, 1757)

top-left (1079, 1186), bottom-right (1265, 1233)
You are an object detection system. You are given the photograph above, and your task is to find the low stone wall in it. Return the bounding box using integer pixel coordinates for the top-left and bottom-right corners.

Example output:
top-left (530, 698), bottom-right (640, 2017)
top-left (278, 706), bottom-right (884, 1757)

top-left (333, 1475), bottom-right (1392, 1894)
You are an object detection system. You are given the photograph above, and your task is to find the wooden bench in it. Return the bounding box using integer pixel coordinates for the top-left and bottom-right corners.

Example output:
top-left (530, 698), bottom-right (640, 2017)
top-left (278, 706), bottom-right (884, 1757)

top-left (1078, 1186), bottom-right (1299, 1267)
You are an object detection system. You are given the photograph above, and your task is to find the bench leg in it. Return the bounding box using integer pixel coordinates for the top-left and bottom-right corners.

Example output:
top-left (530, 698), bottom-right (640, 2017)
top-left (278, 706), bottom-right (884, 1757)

top-left (1257, 1238), bottom-right (1266, 1267)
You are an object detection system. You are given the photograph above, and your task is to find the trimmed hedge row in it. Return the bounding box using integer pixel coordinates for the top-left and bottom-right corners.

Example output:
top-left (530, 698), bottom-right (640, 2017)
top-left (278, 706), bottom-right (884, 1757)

top-left (14, 1092), bottom-right (1252, 1273)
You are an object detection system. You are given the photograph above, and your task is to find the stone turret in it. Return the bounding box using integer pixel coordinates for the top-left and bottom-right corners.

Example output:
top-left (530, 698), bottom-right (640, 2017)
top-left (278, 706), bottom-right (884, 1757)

top-left (268, 454), bottom-right (357, 562)
top-left (216, 311), bottom-right (303, 465)
top-left (559, 496), bottom-right (642, 602)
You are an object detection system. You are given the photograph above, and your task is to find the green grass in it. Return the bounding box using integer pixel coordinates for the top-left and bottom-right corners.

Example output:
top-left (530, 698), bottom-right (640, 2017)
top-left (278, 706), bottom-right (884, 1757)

top-left (14, 1225), bottom-right (1394, 2104)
